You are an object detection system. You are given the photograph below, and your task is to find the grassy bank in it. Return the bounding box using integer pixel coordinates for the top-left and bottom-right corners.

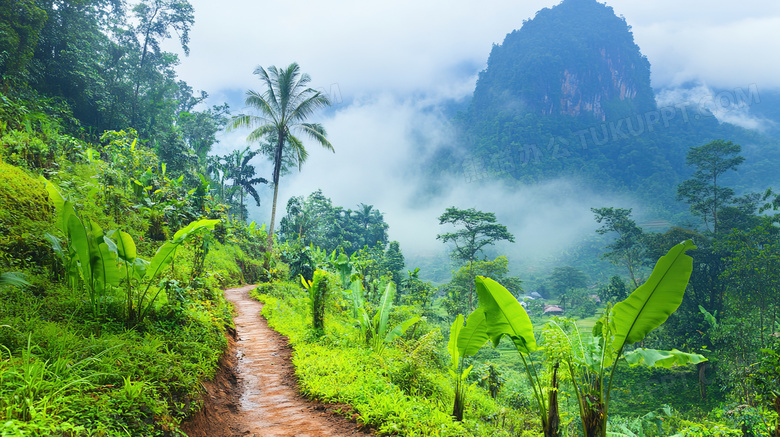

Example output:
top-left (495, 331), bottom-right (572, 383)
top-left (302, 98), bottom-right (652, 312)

top-left (253, 280), bottom-right (539, 437)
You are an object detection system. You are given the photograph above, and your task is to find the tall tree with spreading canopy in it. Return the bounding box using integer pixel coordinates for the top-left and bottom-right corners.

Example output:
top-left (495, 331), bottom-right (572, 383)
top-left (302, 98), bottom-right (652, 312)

top-left (677, 139), bottom-right (744, 235)
top-left (229, 63), bottom-right (333, 249)
top-left (437, 207), bottom-right (515, 311)
top-left (592, 207), bottom-right (645, 288)
top-left (131, 0), bottom-right (194, 127)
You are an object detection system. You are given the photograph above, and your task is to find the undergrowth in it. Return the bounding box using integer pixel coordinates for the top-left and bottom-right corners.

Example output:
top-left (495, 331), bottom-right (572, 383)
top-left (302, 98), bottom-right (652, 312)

top-left (253, 282), bottom-right (538, 437)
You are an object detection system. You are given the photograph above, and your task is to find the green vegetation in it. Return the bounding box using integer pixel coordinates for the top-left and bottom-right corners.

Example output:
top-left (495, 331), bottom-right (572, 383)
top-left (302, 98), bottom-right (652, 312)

top-left (677, 140), bottom-right (746, 235)
top-left (2, 0), bottom-right (780, 435)
top-left (254, 279), bottom-right (534, 436)
top-left (437, 207), bottom-right (516, 313)
top-left (0, 5), bottom-right (274, 430)
top-left (0, 102), bottom-right (261, 434)
top-left (454, 0), bottom-right (780, 204)
top-left (278, 189), bottom-right (390, 254)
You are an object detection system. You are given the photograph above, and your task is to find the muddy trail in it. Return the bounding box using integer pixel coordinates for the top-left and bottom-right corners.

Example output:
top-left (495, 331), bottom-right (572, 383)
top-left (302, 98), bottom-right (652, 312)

top-left (182, 285), bottom-right (372, 437)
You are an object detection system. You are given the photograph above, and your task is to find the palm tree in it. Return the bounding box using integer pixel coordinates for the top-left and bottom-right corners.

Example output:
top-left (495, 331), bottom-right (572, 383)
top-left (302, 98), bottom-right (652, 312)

top-left (223, 146), bottom-right (267, 222)
top-left (229, 63), bottom-right (333, 249)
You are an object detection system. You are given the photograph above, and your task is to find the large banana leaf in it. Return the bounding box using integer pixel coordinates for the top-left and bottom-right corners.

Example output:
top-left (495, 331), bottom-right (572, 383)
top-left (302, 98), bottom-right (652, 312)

top-left (373, 282), bottom-right (396, 338)
top-left (67, 212), bottom-right (92, 282)
top-left (611, 240), bottom-right (696, 351)
top-left (42, 178), bottom-right (66, 232)
top-left (109, 230), bottom-right (137, 263)
top-left (146, 219), bottom-right (219, 282)
top-left (348, 281), bottom-right (371, 341)
top-left (458, 307), bottom-right (489, 357)
top-left (475, 276), bottom-right (537, 353)
top-left (384, 315), bottom-right (421, 344)
top-left (87, 221), bottom-right (122, 292)
top-left (171, 219), bottom-right (220, 242)
top-left (448, 314), bottom-right (465, 368)
top-left (623, 348), bottom-right (707, 368)
top-left (108, 229), bottom-right (146, 284)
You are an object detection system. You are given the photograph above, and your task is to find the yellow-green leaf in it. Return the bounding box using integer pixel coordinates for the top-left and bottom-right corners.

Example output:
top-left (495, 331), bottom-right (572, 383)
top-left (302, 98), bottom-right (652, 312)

top-left (476, 276), bottom-right (537, 353)
top-left (611, 240), bottom-right (696, 351)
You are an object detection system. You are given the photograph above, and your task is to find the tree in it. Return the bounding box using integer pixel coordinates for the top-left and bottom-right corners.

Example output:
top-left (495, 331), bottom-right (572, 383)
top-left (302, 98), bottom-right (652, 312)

top-left (437, 207), bottom-right (515, 311)
top-left (549, 266), bottom-right (587, 311)
top-left (592, 207), bottom-right (645, 288)
top-left (0, 0), bottom-right (46, 81)
top-left (383, 241), bottom-right (405, 289)
top-left (400, 268), bottom-right (436, 308)
top-left (677, 140), bottom-right (745, 235)
top-left (130, 0), bottom-right (194, 127)
top-left (178, 101), bottom-right (230, 170)
top-left (221, 146), bottom-right (267, 222)
top-left (229, 63), bottom-right (333, 250)
top-left (355, 203), bottom-right (388, 248)
top-left (442, 255), bottom-right (521, 316)
top-left (277, 190), bottom-right (389, 256)
top-left (598, 275), bottom-right (629, 304)
top-left (720, 225), bottom-right (780, 347)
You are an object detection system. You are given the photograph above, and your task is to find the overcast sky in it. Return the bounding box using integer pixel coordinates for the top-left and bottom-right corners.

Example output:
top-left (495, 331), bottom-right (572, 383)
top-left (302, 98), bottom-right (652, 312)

top-left (169, 0), bottom-right (780, 265)
top-left (176, 0), bottom-right (780, 101)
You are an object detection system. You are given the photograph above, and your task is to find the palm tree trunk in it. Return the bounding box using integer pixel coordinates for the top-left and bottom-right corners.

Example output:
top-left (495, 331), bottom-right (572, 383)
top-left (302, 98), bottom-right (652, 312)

top-left (267, 132), bottom-right (285, 252)
top-left (268, 182), bottom-right (279, 251)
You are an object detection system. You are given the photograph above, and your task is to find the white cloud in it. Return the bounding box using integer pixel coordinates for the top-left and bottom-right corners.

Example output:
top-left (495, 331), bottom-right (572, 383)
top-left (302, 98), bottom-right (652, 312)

top-left (231, 92), bottom-right (632, 267)
top-left (176, 0), bottom-right (780, 100)
top-left (656, 83), bottom-right (771, 130)
top-left (603, 1), bottom-right (780, 90)
top-left (176, 0), bottom-right (556, 98)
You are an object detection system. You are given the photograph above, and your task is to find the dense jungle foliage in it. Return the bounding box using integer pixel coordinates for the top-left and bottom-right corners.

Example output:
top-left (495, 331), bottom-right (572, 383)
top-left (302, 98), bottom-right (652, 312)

top-left (2, 0), bottom-right (780, 436)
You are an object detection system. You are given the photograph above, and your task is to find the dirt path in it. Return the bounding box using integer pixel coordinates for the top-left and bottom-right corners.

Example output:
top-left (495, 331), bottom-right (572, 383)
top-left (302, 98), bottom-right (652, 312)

top-left (182, 285), bottom-right (371, 437)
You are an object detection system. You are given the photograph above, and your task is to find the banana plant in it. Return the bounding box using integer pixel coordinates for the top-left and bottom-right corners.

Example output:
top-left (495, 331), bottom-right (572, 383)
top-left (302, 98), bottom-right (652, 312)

top-left (301, 269), bottom-right (332, 334)
top-left (543, 240), bottom-right (704, 437)
top-left (44, 178), bottom-right (219, 325)
top-left (45, 180), bottom-right (123, 316)
top-left (129, 218), bottom-right (219, 325)
top-left (475, 276), bottom-right (560, 436)
top-left (348, 280), bottom-right (371, 342)
top-left (328, 249), bottom-right (355, 288)
top-left (347, 280), bottom-right (420, 354)
top-left (448, 309), bottom-right (488, 421)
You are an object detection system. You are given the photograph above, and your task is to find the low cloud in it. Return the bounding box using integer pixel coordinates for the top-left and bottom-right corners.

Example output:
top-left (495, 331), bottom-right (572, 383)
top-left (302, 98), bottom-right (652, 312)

top-left (655, 83), bottom-right (771, 131)
top-left (220, 88), bottom-right (637, 280)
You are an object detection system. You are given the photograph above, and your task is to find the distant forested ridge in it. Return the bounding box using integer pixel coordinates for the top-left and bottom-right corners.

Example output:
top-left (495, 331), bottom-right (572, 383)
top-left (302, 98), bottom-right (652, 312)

top-left (450, 0), bottom-right (780, 205)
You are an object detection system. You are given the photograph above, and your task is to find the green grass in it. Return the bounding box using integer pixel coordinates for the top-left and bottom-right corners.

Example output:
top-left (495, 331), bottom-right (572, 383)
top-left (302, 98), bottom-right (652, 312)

top-left (0, 253), bottom-right (236, 436)
top-left (254, 283), bottom-right (539, 437)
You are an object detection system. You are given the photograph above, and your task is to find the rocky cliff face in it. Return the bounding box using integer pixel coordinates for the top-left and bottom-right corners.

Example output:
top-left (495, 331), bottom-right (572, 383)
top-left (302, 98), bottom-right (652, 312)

top-left (468, 0), bottom-right (655, 122)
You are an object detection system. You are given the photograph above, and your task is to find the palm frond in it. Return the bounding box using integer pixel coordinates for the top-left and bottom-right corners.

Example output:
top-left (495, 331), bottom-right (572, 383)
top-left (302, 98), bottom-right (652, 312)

top-left (244, 90), bottom-right (278, 122)
top-left (297, 123), bottom-right (334, 152)
top-left (0, 272), bottom-right (31, 288)
top-left (254, 65), bottom-right (281, 115)
top-left (246, 124), bottom-right (277, 144)
top-left (286, 134), bottom-right (309, 170)
top-left (241, 148), bottom-right (260, 167)
top-left (288, 91), bottom-right (331, 124)
top-left (244, 183), bottom-right (262, 207)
